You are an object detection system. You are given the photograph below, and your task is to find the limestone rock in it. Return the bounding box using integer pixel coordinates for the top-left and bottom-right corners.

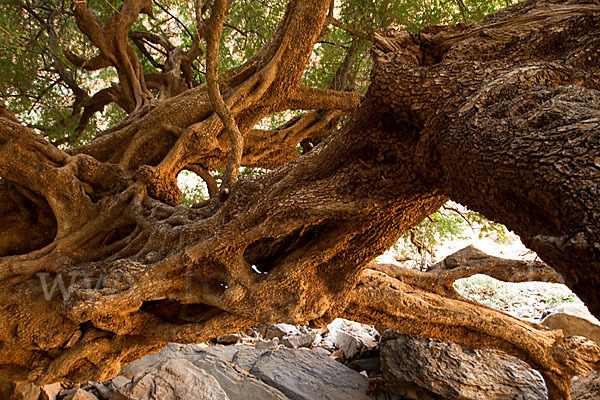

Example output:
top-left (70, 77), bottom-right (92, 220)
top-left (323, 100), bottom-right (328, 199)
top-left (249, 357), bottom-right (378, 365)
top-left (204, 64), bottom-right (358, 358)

top-left (280, 332), bottom-right (316, 349)
top-left (380, 331), bottom-right (547, 400)
top-left (117, 358), bottom-right (229, 400)
top-left (323, 318), bottom-right (378, 358)
top-left (541, 303), bottom-right (600, 345)
top-left (264, 324), bottom-right (300, 340)
top-left (255, 338), bottom-right (279, 350)
top-left (40, 383), bottom-right (62, 400)
top-left (62, 389), bottom-right (98, 400)
top-left (121, 343), bottom-right (210, 378)
top-left (109, 376), bottom-right (130, 392)
top-left (570, 371), bottom-right (600, 400)
top-left (231, 348), bottom-right (269, 371)
top-left (122, 343), bottom-right (287, 400)
top-left (184, 349), bottom-right (289, 400)
top-left (249, 348), bottom-right (372, 400)
top-left (335, 330), bottom-right (377, 359)
top-left (84, 382), bottom-right (112, 400)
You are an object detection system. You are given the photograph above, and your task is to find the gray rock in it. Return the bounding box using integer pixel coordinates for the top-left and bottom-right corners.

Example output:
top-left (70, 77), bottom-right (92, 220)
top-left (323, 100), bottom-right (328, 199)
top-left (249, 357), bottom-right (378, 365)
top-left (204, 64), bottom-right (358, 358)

top-left (118, 358), bottom-right (229, 400)
top-left (249, 348), bottom-right (372, 400)
top-left (542, 303), bottom-right (600, 345)
top-left (312, 347), bottom-right (331, 356)
top-left (335, 330), bottom-right (377, 359)
top-left (380, 331), bottom-right (547, 400)
top-left (231, 348), bottom-right (269, 371)
top-left (204, 344), bottom-right (254, 362)
top-left (84, 382), bottom-right (112, 400)
top-left (122, 343), bottom-right (287, 400)
top-left (121, 343), bottom-right (245, 378)
top-left (255, 339), bottom-right (279, 350)
top-left (110, 376), bottom-right (130, 392)
top-left (570, 371), bottom-right (600, 400)
top-left (185, 350), bottom-right (289, 400)
top-left (280, 332), bottom-right (316, 349)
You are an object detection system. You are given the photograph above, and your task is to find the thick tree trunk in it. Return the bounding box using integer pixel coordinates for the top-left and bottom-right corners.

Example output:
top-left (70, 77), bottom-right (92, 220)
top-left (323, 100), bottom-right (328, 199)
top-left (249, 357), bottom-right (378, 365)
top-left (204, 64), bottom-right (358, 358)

top-left (0, 0), bottom-right (599, 399)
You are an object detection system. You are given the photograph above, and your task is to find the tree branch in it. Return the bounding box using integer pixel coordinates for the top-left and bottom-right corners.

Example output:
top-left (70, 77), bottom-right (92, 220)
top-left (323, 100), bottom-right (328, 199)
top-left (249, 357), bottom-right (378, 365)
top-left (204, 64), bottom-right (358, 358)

top-left (327, 16), bottom-right (373, 42)
top-left (287, 86), bottom-right (363, 111)
top-left (204, 0), bottom-right (245, 193)
top-left (343, 268), bottom-right (600, 399)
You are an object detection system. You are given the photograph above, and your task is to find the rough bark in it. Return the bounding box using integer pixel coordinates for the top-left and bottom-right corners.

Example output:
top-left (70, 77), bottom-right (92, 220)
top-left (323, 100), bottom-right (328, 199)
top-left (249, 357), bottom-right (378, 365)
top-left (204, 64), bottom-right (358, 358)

top-left (0, 1), bottom-right (599, 399)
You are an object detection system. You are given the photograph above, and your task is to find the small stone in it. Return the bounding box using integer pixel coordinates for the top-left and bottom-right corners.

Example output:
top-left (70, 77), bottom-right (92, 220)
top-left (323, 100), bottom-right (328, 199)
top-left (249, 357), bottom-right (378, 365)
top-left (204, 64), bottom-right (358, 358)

top-left (264, 324), bottom-right (299, 340)
top-left (347, 357), bottom-right (380, 375)
top-left (40, 382), bottom-right (63, 400)
top-left (65, 330), bottom-right (82, 348)
top-left (255, 338), bottom-right (279, 350)
top-left (329, 349), bottom-right (344, 360)
top-left (280, 332), bottom-right (316, 349)
top-left (216, 333), bottom-right (241, 344)
top-left (86, 382), bottom-right (113, 400)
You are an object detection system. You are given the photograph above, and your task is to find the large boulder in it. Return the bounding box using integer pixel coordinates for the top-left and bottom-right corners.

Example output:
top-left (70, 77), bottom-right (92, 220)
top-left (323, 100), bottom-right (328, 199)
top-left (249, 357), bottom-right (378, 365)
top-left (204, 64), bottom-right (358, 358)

top-left (249, 348), bottom-right (372, 400)
top-left (380, 331), bottom-right (547, 400)
top-left (541, 303), bottom-right (600, 345)
top-left (183, 350), bottom-right (289, 400)
top-left (122, 343), bottom-right (288, 400)
top-left (116, 358), bottom-right (228, 400)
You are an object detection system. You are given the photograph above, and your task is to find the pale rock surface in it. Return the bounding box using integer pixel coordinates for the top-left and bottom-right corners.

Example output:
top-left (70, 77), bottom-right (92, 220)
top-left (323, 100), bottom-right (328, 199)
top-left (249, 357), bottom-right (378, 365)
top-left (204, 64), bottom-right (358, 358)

top-left (249, 348), bottom-right (372, 400)
top-left (541, 303), bottom-right (600, 345)
top-left (122, 343), bottom-right (288, 400)
top-left (117, 359), bottom-right (228, 400)
top-left (62, 388), bottom-right (98, 400)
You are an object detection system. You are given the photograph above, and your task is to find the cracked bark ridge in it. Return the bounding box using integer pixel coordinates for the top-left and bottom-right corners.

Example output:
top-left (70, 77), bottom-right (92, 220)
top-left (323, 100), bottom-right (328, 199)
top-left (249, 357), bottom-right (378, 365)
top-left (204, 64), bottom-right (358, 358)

top-left (0, 1), bottom-right (599, 399)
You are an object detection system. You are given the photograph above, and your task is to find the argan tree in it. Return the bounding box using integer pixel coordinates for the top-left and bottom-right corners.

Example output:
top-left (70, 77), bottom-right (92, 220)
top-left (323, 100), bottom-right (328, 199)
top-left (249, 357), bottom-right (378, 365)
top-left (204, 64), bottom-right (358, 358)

top-left (0, 0), bottom-right (599, 398)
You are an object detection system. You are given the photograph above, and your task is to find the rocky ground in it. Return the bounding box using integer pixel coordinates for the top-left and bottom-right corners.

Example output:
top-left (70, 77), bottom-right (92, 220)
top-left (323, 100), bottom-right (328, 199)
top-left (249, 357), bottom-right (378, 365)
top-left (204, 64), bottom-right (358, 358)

top-left (9, 297), bottom-right (600, 400)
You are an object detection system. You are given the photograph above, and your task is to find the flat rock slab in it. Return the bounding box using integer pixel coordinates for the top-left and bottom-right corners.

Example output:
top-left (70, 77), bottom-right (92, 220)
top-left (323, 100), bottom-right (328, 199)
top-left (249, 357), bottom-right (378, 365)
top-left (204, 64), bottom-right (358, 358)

top-left (232, 348), bottom-right (270, 371)
top-left (381, 331), bottom-right (547, 400)
top-left (186, 351), bottom-right (289, 400)
top-left (118, 359), bottom-right (228, 400)
top-left (249, 348), bottom-right (371, 400)
top-left (121, 343), bottom-right (287, 400)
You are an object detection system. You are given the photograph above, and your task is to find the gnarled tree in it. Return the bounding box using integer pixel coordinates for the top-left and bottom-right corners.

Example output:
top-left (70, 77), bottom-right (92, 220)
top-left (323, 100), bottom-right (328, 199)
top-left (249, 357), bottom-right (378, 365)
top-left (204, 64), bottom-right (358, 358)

top-left (0, 0), bottom-right (599, 398)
